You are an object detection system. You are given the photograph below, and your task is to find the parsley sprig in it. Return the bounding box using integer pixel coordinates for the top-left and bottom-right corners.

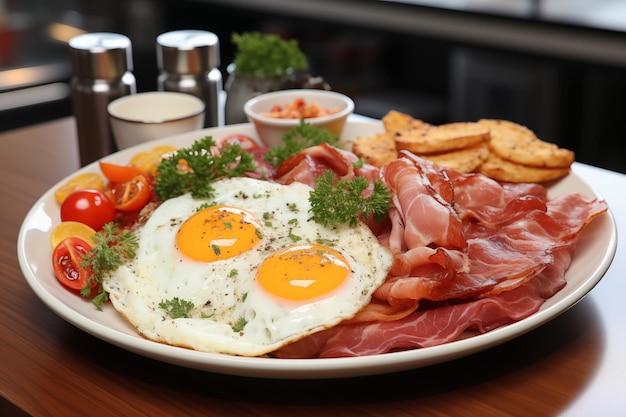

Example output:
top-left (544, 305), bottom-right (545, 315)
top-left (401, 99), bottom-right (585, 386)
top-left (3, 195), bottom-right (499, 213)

top-left (264, 121), bottom-right (340, 167)
top-left (309, 171), bottom-right (392, 227)
top-left (153, 136), bottom-right (256, 201)
top-left (159, 298), bottom-right (194, 319)
top-left (80, 223), bottom-right (139, 310)
top-left (232, 31), bottom-right (308, 78)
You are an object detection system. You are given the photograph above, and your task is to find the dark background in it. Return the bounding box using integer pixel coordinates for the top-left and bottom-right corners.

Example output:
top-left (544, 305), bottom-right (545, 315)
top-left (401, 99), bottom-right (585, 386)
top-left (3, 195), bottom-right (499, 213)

top-left (1, 0), bottom-right (625, 173)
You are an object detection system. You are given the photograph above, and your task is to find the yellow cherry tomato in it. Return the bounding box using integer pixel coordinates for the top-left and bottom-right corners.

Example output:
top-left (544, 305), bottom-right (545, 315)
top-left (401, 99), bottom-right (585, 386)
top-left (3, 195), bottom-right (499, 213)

top-left (49, 221), bottom-right (97, 250)
top-left (129, 145), bottom-right (177, 175)
top-left (54, 172), bottom-right (104, 204)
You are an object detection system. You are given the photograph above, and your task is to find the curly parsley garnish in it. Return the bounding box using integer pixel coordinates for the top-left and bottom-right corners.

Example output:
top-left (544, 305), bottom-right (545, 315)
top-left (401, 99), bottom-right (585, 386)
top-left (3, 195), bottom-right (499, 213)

top-left (309, 170), bottom-right (392, 227)
top-left (232, 316), bottom-right (248, 333)
top-left (80, 222), bottom-right (139, 310)
top-left (263, 121), bottom-right (340, 167)
top-left (153, 136), bottom-right (256, 201)
top-left (159, 298), bottom-right (194, 319)
top-left (232, 31), bottom-right (308, 78)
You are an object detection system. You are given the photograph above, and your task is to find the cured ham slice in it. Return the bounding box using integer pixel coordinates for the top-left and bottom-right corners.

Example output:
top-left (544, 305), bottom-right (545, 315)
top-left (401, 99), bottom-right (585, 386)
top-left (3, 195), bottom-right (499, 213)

top-left (381, 157), bottom-right (466, 250)
top-left (269, 148), bottom-right (608, 359)
top-left (375, 154), bottom-right (607, 305)
top-left (273, 142), bottom-right (380, 187)
top-left (274, 246), bottom-right (572, 358)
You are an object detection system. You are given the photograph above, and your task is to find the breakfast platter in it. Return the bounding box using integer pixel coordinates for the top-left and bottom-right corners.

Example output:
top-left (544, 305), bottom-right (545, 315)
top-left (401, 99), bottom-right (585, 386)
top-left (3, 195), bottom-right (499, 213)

top-left (17, 120), bottom-right (617, 379)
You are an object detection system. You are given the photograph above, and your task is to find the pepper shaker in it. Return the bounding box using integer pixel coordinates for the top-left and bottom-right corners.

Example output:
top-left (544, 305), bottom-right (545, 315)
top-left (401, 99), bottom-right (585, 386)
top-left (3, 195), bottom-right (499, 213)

top-left (156, 30), bottom-right (222, 128)
top-left (69, 32), bottom-right (136, 166)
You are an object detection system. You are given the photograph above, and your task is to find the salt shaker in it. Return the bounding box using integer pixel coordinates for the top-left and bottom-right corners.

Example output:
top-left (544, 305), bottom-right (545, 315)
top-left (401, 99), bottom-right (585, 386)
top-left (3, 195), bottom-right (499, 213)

top-left (69, 32), bottom-right (136, 166)
top-left (156, 30), bottom-right (222, 128)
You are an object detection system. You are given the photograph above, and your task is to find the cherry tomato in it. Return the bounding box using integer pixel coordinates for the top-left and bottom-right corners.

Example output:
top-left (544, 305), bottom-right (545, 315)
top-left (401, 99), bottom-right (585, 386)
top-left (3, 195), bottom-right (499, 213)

top-left (214, 134), bottom-right (263, 153)
top-left (52, 237), bottom-right (93, 293)
top-left (99, 162), bottom-right (143, 184)
top-left (49, 221), bottom-right (97, 250)
top-left (60, 189), bottom-right (116, 230)
top-left (107, 174), bottom-right (152, 212)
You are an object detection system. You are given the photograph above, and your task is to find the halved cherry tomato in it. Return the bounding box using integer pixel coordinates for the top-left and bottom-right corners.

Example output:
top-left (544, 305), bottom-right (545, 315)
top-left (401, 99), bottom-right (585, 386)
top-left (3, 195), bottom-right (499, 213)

top-left (60, 189), bottom-right (116, 230)
top-left (107, 174), bottom-right (152, 212)
top-left (214, 134), bottom-right (263, 153)
top-left (49, 221), bottom-right (97, 249)
top-left (99, 162), bottom-right (143, 184)
top-left (52, 237), bottom-right (93, 293)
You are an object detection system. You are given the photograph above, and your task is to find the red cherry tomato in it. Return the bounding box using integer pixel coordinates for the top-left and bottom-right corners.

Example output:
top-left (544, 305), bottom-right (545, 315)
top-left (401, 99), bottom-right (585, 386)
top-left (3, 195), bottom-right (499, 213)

top-left (60, 189), bottom-right (116, 230)
top-left (51, 237), bottom-right (93, 293)
top-left (99, 161), bottom-right (144, 184)
top-left (107, 174), bottom-right (152, 212)
top-left (214, 134), bottom-right (263, 153)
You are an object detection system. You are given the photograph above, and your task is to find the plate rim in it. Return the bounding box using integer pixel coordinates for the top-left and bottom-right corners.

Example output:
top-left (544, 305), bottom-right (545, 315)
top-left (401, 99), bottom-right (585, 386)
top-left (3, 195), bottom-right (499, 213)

top-left (17, 121), bottom-right (618, 379)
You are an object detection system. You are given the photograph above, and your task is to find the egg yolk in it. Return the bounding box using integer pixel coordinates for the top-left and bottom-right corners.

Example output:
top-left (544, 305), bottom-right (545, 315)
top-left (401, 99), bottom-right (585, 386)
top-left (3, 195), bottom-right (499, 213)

top-left (256, 243), bottom-right (351, 302)
top-left (176, 205), bottom-right (262, 262)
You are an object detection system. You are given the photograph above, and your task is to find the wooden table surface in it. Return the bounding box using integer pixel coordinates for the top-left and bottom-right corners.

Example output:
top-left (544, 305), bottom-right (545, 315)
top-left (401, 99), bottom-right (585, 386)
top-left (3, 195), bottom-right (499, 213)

top-left (2, 117), bottom-right (625, 417)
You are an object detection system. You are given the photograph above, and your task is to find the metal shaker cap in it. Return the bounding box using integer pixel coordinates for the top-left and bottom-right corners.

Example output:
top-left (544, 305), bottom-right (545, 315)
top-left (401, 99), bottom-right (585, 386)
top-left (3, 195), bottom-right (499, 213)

top-left (69, 32), bottom-right (133, 80)
top-left (156, 30), bottom-right (220, 75)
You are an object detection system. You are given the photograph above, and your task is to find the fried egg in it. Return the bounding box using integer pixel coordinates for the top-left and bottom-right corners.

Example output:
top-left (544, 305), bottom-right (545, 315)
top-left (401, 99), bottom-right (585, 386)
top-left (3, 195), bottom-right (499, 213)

top-left (104, 177), bottom-right (393, 356)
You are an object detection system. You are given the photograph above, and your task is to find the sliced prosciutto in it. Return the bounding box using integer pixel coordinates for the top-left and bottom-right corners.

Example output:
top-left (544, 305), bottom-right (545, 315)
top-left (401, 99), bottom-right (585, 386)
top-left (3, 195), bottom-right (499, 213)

top-left (272, 150), bottom-right (608, 359)
top-left (372, 152), bottom-right (607, 305)
top-left (273, 142), bottom-right (380, 187)
top-left (382, 156), bottom-right (466, 251)
top-left (275, 245), bottom-right (572, 358)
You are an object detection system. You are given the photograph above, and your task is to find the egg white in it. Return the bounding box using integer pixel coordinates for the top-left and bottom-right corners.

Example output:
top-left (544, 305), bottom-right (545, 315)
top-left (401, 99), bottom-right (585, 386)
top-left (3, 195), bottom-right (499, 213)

top-left (104, 177), bottom-right (393, 356)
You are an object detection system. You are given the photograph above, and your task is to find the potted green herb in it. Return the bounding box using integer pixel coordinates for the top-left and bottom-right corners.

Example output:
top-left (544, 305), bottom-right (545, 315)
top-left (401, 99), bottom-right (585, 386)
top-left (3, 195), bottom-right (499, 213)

top-left (224, 31), bottom-right (309, 124)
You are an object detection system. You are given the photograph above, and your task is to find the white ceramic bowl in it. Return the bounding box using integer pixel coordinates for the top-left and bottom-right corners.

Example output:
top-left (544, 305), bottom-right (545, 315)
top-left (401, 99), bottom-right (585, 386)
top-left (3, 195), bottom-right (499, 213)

top-left (108, 91), bottom-right (205, 150)
top-left (243, 89), bottom-right (354, 148)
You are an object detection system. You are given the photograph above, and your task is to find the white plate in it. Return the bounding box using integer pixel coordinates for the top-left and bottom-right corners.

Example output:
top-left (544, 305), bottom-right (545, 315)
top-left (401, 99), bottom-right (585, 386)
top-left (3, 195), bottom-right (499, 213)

top-left (17, 121), bottom-right (617, 379)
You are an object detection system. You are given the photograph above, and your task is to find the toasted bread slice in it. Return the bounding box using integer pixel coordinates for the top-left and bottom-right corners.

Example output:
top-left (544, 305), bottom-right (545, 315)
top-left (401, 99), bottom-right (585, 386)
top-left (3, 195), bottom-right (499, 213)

top-left (421, 144), bottom-right (490, 173)
top-left (352, 133), bottom-right (398, 168)
top-left (394, 122), bottom-right (490, 155)
top-left (478, 152), bottom-right (570, 183)
top-left (478, 119), bottom-right (574, 169)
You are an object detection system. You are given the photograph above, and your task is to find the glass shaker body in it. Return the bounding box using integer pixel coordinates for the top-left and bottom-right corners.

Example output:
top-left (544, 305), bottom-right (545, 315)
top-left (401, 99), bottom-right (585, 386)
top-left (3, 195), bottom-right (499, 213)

top-left (156, 30), bottom-right (222, 128)
top-left (69, 33), bottom-right (136, 166)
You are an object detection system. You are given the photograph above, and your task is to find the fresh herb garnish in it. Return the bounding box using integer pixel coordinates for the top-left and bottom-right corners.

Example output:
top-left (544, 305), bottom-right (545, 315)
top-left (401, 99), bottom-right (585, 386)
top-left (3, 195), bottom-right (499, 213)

top-left (159, 297), bottom-right (194, 319)
top-left (232, 31), bottom-right (308, 78)
top-left (80, 222), bottom-right (139, 310)
top-left (263, 121), bottom-right (340, 167)
top-left (232, 316), bottom-right (248, 333)
top-left (153, 136), bottom-right (256, 201)
top-left (196, 202), bottom-right (215, 211)
top-left (309, 170), bottom-right (392, 227)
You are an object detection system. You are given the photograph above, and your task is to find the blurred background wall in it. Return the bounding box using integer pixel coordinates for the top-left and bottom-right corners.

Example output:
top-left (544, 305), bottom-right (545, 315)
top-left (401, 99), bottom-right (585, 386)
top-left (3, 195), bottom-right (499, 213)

top-left (1, 0), bottom-right (625, 173)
